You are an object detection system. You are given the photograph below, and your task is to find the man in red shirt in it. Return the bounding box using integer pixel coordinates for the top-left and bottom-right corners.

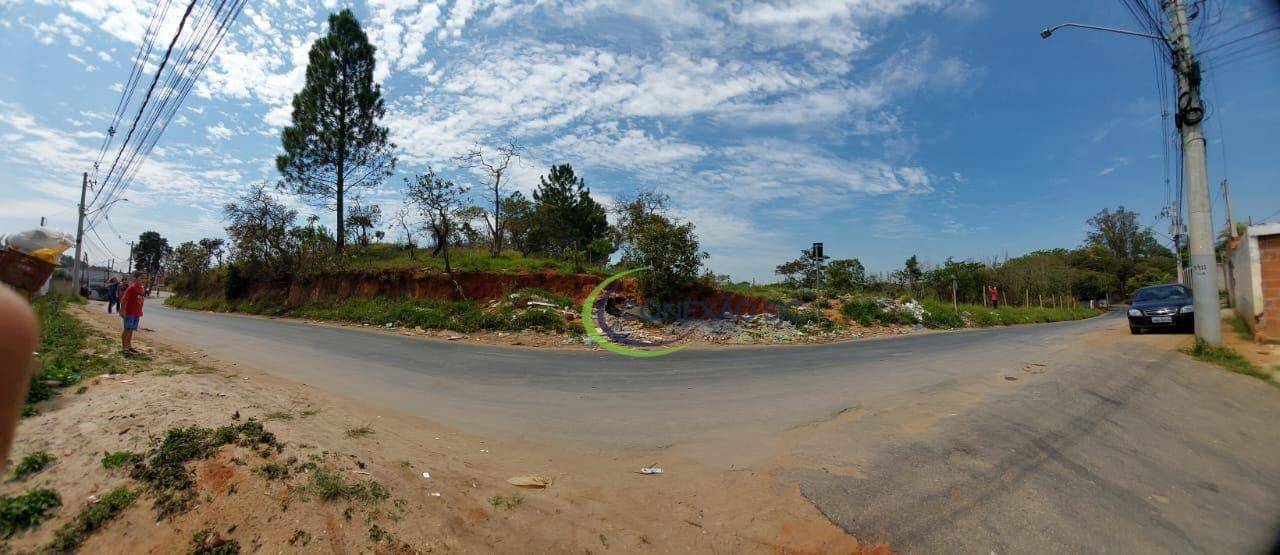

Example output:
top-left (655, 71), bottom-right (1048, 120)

top-left (119, 271), bottom-right (149, 354)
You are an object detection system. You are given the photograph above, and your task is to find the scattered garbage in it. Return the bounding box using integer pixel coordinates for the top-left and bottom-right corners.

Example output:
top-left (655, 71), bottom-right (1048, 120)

top-left (447, 335), bottom-right (463, 341)
top-left (428, 492), bottom-right (442, 497)
top-left (421, 471), bottom-right (431, 479)
top-left (506, 475), bottom-right (552, 488)
top-left (639, 465), bottom-right (663, 475)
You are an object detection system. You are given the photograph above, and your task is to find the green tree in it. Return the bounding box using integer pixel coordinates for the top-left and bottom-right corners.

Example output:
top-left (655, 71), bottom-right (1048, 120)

top-left (528, 164), bottom-right (610, 263)
top-left (623, 215), bottom-right (706, 304)
top-left (774, 256), bottom-right (814, 288)
top-left (893, 255), bottom-right (923, 293)
top-left (197, 237), bottom-right (225, 267)
top-left (168, 241), bottom-right (209, 295)
top-left (500, 192), bottom-right (536, 255)
top-left (133, 231), bottom-right (170, 276)
top-left (345, 203), bottom-right (381, 247)
top-left (406, 169), bottom-right (468, 274)
top-left (224, 183), bottom-right (297, 273)
top-left (825, 258), bottom-right (866, 293)
top-left (277, 9), bottom-right (395, 254)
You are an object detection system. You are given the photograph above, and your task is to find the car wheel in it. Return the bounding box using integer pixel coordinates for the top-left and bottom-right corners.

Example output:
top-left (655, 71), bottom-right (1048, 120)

top-left (1130, 326), bottom-right (1142, 335)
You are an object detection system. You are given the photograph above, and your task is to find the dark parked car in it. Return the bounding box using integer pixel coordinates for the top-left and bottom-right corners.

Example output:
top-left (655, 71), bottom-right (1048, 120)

top-left (1127, 284), bottom-right (1195, 334)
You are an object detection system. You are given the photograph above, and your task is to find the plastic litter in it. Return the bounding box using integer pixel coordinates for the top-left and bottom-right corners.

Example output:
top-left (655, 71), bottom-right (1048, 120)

top-left (506, 475), bottom-right (552, 488)
top-left (428, 492), bottom-right (442, 497)
top-left (2, 228), bottom-right (74, 263)
top-left (640, 465), bottom-right (663, 475)
top-left (421, 471), bottom-right (431, 479)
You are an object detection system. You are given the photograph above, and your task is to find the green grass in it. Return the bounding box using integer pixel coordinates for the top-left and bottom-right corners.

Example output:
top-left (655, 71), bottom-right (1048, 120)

top-left (1184, 339), bottom-right (1278, 386)
top-left (26, 295), bottom-right (120, 415)
top-left (341, 243), bottom-right (600, 275)
top-left (101, 451), bottom-right (142, 470)
top-left (716, 282), bottom-right (795, 303)
top-left (921, 301), bottom-right (1098, 329)
top-left (167, 295), bottom-right (577, 335)
top-left (1, 487), bottom-right (61, 538)
top-left (345, 425), bottom-right (373, 438)
top-left (302, 467), bottom-right (388, 503)
top-left (46, 486), bottom-right (137, 552)
top-left (12, 451), bottom-right (55, 480)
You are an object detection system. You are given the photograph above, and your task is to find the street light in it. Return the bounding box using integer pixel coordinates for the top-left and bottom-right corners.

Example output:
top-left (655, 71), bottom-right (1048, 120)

top-left (1039, 22), bottom-right (1167, 42)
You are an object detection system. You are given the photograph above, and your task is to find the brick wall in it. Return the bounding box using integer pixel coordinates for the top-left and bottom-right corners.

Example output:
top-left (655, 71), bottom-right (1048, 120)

top-left (1261, 235), bottom-right (1280, 339)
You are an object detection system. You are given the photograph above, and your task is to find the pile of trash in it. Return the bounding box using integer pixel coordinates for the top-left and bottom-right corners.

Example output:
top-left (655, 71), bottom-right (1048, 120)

top-left (875, 298), bottom-right (930, 323)
top-left (597, 309), bottom-right (808, 345)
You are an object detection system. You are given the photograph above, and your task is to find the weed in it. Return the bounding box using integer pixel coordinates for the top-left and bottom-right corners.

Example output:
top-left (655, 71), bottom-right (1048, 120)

top-left (302, 467), bottom-right (387, 503)
top-left (289, 529), bottom-right (311, 546)
top-left (1185, 340), bottom-right (1278, 386)
top-left (598, 533), bottom-right (609, 548)
top-left (189, 527), bottom-right (240, 554)
top-left (136, 422), bottom-right (281, 517)
top-left (345, 426), bottom-right (373, 438)
top-left (264, 411), bottom-right (293, 421)
top-left (12, 451), bottom-right (55, 480)
top-left (300, 408), bottom-right (320, 417)
top-left (46, 486), bottom-right (137, 552)
top-left (256, 462), bottom-right (290, 481)
top-left (0, 488), bottom-right (61, 537)
top-left (487, 493), bottom-right (523, 510)
top-left (75, 386), bottom-right (88, 394)
top-left (101, 451), bottom-right (142, 470)
top-left (398, 460), bottom-right (410, 469)
top-left (20, 404), bottom-right (38, 418)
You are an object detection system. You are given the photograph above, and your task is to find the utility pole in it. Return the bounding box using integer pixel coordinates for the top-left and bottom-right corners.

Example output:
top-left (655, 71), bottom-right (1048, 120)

top-left (39, 217), bottom-right (46, 227)
top-left (1173, 217), bottom-right (1185, 284)
top-left (126, 241), bottom-right (135, 273)
top-left (1223, 179), bottom-right (1237, 237)
top-left (1166, 0), bottom-right (1221, 346)
top-left (71, 171), bottom-right (88, 294)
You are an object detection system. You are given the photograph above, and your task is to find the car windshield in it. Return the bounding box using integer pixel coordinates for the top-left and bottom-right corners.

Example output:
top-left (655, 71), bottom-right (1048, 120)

top-left (1134, 286), bottom-right (1190, 302)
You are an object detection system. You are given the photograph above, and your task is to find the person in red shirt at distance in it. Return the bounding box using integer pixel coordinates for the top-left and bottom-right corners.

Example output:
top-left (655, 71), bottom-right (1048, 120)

top-left (989, 284), bottom-right (999, 309)
top-left (119, 271), bottom-right (149, 355)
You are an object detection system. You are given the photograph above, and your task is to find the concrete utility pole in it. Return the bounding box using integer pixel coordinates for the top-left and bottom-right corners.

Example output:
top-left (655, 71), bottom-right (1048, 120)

top-left (71, 171), bottom-right (88, 294)
top-left (126, 241), bottom-right (135, 273)
top-left (1223, 179), bottom-right (1237, 237)
top-left (1166, 0), bottom-right (1221, 346)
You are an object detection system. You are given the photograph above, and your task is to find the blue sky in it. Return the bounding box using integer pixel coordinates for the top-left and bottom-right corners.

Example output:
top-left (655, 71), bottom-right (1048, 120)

top-left (1, 0), bottom-right (1277, 282)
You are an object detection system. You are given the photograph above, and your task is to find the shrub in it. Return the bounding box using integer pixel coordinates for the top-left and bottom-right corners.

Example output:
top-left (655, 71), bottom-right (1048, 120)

top-left (101, 451), bottom-right (143, 470)
top-left (47, 486), bottom-right (137, 552)
top-left (223, 263), bottom-right (250, 299)
top-left (514, 309), bottom-right (567, 332)
top-left (919, 301), bottom-right (966, 329)
top-left (839, 300), bottom-right (881, 326)
top-left (793, 288), bottom-right (818, 302)
top-left (13, 451), bottom-right (55, 480)
top-left (1, 487), bottom-right (61, 537)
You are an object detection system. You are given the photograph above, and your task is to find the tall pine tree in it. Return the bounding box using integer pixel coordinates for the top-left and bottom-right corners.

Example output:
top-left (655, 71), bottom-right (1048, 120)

top-left (277, 9), bottom-right (395, 254)
top-left (529, 164), bottom-right (609, 260)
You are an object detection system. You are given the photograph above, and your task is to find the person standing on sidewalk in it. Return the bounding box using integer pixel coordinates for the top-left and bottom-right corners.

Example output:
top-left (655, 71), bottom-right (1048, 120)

top-left (105, 277), bottom-right (120, 314)
top-left (119, 272), bottom-right (148, 355)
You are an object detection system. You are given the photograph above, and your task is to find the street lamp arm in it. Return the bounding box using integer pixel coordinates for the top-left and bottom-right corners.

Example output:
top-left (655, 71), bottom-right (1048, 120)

top-left (1040, 22), bottom-right (1167, 42)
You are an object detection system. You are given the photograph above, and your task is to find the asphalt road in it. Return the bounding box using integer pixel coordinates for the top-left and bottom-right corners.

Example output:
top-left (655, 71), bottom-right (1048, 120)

top-left (141, 302), bottom-right (1280, 553)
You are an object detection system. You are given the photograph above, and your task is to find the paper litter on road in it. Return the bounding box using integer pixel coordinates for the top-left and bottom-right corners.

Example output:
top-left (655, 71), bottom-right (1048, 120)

top-left (421, 471), bottom-right (431, 479)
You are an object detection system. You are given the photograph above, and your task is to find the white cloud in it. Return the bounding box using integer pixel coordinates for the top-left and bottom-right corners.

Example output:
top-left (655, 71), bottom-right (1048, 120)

top-left (206, 123), bottom-right (232, 141)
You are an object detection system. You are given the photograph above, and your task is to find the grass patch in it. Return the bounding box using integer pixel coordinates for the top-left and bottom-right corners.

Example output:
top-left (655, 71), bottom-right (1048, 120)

top-left (264, 411), bottom-right (293, 421)
top-left (1184, 339), bottom-right (1278, 386)
top-left (302, 467), bottom-right (389, 503)
top-left (345, 426), bottom-right (373, 438)
top-left (1, 487), bottom-right (61, 537)
top-left (256, 462), bottom-right (290, 481)
top-left (46, 486), bottom-right (136, 552)
top-left (12, 451), bottom-right (55, 480)
top-left (101, 451), bottom-right (143, 470)
top-left (487, 493), bottom-right (523, 510)
top-left (136, 421), bottom-right (281, 517)
top-left (26, 295), bottom-right (121, 416)
top-left (343, 244), bottom-right (597, 275)
top-left (189, 527), bottom-right (241, 554)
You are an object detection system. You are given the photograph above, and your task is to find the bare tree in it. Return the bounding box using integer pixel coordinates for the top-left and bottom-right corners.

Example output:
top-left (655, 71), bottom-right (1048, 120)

top-left (389, 202), bottom-right (418, 257)
top-left (456, 139), bottom-right (520, 257)
top-left (406, 168), bottom-right (469, 275)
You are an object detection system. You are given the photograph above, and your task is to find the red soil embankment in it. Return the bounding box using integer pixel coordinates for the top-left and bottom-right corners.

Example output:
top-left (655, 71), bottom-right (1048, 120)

top-left (229, 269), bottom-right (780, 318)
